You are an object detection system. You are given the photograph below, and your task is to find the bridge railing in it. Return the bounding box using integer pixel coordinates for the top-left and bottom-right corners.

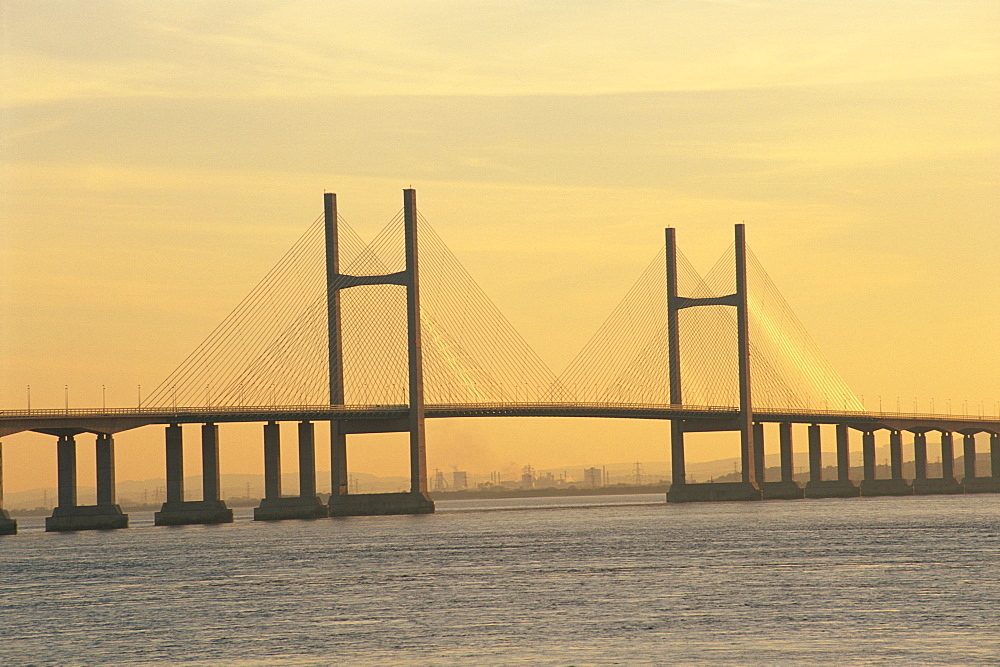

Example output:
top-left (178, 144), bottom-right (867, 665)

top-left (1, 402), bottom-right (997, 425)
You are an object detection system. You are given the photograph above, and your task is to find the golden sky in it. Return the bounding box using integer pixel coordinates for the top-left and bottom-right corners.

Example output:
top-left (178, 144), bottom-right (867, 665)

top-left (2, 1), bottom-right (998, 494)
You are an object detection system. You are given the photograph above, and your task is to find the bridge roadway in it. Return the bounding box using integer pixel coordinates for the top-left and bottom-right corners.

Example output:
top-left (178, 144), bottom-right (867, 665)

top-left (2, 401), bottom-right (1000, 535)
top-left (2, 402), bottom-right (999, 437)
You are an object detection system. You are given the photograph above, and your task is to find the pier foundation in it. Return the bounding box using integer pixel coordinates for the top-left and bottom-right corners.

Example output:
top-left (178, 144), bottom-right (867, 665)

top-left (805, 479), bottom-right (861, 498)
top-left (666, 482), bottom-right (762, 503)
top-left (912, 431), bottom-right (963, 495)
top-left (328, 491), bottom-right (435, 516)
top-left (45, 434), bottom-right (128, 532)
top-left (860, 479), bottom-right (913, 496)
top-left (911, 478), bottom-right (964, 494)
top-left (804, 425), bottom-right (859, 498)
top-left (860, 430), bottom-right (912, 496)
top-left (961, 477), bottom-right (1000, 493)
top-left (760, 481), bottom-right (804, 500)
top-left (254, 421), bottom-right (328, 521)
top-left (155, 424), bottom-right (233, 526)
top-left (761, 422), bottom-right (803, 499)
top-left (0, 510), bottom-right (15, 535)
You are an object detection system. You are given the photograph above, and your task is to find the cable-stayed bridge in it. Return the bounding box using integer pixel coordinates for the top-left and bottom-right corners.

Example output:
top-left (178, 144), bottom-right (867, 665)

top-left (2, 190), bottom-right (998, 534)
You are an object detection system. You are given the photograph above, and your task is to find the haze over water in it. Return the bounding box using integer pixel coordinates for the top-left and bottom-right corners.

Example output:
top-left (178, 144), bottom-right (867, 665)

top-left (4, 494), bottom-right (999, 665)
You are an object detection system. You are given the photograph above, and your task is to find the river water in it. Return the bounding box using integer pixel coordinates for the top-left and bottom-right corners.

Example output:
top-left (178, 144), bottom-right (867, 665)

top-left (3, 494), bottom-right (999, 665)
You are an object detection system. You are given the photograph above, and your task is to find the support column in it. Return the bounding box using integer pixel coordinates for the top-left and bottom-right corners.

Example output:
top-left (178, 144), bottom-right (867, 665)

top-left (806, 424), bottom-right (859, 498)
top-left (47, 433), bottom-right (128, 531)
top-left (330, 421), bottom-right (348, 497)
top-left (808, 424), bottom-right (822, 482)
top-left (963, 434), bottom-right (977, 481)
top-left (56, 434), bottom-right (77, 509)
top-left (890, 431), bottom-right (903, 480)
top-left (753, 423), bottom-right (766, 484)
top-left (913, 432), bottom-right (928, 480)
top-left (165, 424), bottom-right (184, 503)
top-left (670, 421), bottom-right (685, 486)
top-left (0, 442), bottom-right (17, 535)
top-left (156, 423), bottom-right (233, 525)
top-left (862, 429), bottom-right (912, 496)
top-left (201, 423), bottom-right (221, 503)
top-left (862, 431), bottom-right (876, 481)
top-left (96, 433), bottom-right (116, 505)
top-left (964, 432), bottom-right (1000, 493)
top-left (256, 420), bottom-right (327, 520)
top-left (836, 425), bottom-right (850, 483)
top-left (940, 432), bottom-right (955, 481)
top-left (263, 422), bottom-right (281, 500)
top-left (992, 433), bottom-right (1000, 479)
top-left (298, 421), bottom-right (317, 499)
top-left (779, 422), bottom-right (794, 483)
top-left (914, 431), bottom-right (962, 494)
top-left (761, 422), bottom-right (802, 499)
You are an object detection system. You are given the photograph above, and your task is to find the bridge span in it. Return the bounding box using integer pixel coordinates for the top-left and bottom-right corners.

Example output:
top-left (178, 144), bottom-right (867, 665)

top-left (2, 401), bottom-right (998, 535)
top-left (3, 402), bottom-right (999, 436)
top-left (2, 189), bottom-right (997, 535)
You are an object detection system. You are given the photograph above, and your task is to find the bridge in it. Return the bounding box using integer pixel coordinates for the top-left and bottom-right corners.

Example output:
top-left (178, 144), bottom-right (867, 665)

top-left (2, 189), bottom-right (998, 534)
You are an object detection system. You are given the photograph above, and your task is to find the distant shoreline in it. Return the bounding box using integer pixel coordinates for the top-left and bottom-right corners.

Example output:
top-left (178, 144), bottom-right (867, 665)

top-left (6, 485), bottom-right (671, 516)
top-left (430, 484), bottom-right (669, 501)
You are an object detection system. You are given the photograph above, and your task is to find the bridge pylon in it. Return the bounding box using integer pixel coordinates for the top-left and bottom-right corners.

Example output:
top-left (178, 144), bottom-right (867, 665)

top-left (324, 189), bottom-right (434, 516)
top-left (665, 224), bottom-right (766, 502)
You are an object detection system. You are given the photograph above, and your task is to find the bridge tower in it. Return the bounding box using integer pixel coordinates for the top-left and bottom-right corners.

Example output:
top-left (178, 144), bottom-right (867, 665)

top-left (325, 189), bottom-right (434, 516)
top-left (665, 224), bottom-right (765, 502)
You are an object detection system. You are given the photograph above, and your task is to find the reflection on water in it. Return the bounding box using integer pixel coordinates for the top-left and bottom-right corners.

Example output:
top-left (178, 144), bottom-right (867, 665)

top-left (3, 494), bottom-right (999, 665)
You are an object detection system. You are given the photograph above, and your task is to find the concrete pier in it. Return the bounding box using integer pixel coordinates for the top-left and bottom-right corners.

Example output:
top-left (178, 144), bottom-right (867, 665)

top-left (298, 421), bottom-right (317, 499)
top-left (0, 442), bottom-right (17, 535)
top-left (807, 424), bottom-right (822, 483)
top-left (966, 432), bottom-right (1000, 492)
top-left (862, 431), bottom-right (876, 481)
top-left (46, 433), bottom-right (128, 532)
top-left (262, 421), bottom-right (281, 501)
top-left (941, 431), bottom-right (956, 482)
top-left (913, 431), bottom-right (928, 480)
top-left (860, 430), bottom-right (912, 496)
top-left (254, 421), bottom-right (328, 521)
top-left (328, 492), bottom-right (435, 516)
top-left (993, 433), bottom-right (1000, 478)
top-left (890, 430), bottom-right (904, 480)
top-left (760, 423), bottom-right (802, 499)
top-left (666, 481), bottom-right (763, 503)
top-left (805, 425), bottom-right (859, 498)
top-left (779, 422), bottom-right (794, 483)
top-left (912, 431), bottom-right (963, 495)
top-left (57, 433), bottom-right (76, 508)
top-left (963, 433), bottom-right (977, 481)
top-left (761, 481), bottom-right (804, 500)
top-left (155, 424), bottom-right (233, 525)
top-left (752, 423), bottom-right (765, 484)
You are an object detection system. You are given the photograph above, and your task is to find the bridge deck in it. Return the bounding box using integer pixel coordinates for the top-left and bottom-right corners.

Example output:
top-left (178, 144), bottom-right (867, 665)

top-left (2, 403), bottom-right (997, 437)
